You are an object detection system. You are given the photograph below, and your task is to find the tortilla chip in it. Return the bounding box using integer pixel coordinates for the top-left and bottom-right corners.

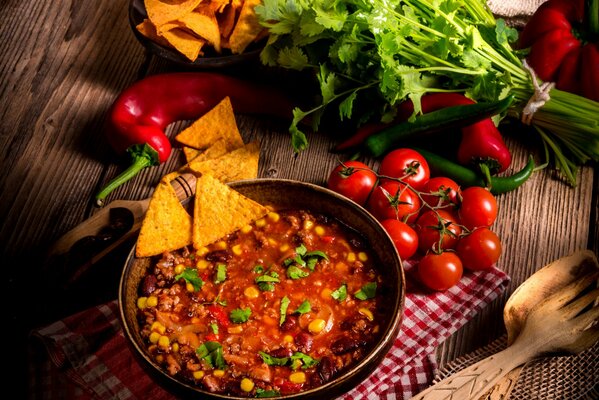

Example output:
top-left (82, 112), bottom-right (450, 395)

top-left (186, 141), bottom-right (260, 182)
top-left (178, 4), bottom-right (222, 52)
top-left (136, 179), bottom-right (193, 257)
top-left (217, 4), bottom-right (237, 39)
top-left (183, 147), bottom-right (203, 162)
top-left (145, 0), bottom-right (203, 32)
top-left (160, 27), bottom-right (205, 61)
top-left (175, 96), bottom-right (244, 151)
top-left (229, 0), bottom-right (264, 54)
top-left (136, 19), bottom-right (171, 47)
top-left (193, 174), bottom-right (268, 248)
top-left (184, 138), bottom-right (230, 163)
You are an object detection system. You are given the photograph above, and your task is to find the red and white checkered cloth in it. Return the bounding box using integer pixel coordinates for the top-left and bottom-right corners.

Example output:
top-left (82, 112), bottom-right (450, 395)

top-left (29, 262), bottom-right (509, 399)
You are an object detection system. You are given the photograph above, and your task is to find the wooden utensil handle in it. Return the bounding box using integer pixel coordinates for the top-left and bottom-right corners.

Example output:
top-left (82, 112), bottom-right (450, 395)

top-left (412, 346), bottom-right (528, 400)
top-left (170, 173), bottom-right (196, 200)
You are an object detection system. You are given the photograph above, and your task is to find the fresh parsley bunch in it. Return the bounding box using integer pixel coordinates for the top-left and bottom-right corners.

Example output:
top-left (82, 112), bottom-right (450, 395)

top-left (256, 0), bottom-right (599, 185)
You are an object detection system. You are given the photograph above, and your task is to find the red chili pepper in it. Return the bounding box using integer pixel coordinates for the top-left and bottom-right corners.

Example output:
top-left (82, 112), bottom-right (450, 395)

top-left (206, 304), bottom-right (231, 329)
top-left (95, 72), bottom-right (294, 206)
top-left (335, 93), bottom-right (511, 173)
top-left (520, 0), bottom-right (598, 100)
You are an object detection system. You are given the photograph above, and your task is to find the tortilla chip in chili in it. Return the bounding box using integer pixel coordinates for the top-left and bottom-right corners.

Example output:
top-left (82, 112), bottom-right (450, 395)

top-left (136, 179), bottom-right (192, 258)
top-left (229, 0), bottom-right (265, 54)
top-left (186, 141), bottom-right (260, 182)
top-left (193, 174), bottom-right (268, 248)
top-left (175, 96), bottom-right (244, 151)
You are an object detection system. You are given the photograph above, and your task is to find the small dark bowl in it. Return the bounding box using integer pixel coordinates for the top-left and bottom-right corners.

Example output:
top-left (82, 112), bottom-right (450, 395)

top-left (119, 179), bottom-right (405, 399)
top-left (129, 0), bottom-right (264, 68)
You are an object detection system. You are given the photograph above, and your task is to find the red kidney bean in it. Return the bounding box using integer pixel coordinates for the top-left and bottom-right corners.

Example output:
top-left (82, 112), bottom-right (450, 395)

top-left (205, 250), bottom-right (231, 262)
top-left (295, 332), bottom-right (313, 352)
top-left (140, 275), bottom-right (157, 296)
top-left (330, 336), bottom-right (366, 355)
top-left (280, 315), bottom-right (297, 332)
top-left (269, 348), bottom-right (293, 358)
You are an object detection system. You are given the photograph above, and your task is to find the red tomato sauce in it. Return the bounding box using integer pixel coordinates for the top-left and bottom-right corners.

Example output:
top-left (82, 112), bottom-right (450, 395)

top-left (136, 209), bottom-right (388, 396)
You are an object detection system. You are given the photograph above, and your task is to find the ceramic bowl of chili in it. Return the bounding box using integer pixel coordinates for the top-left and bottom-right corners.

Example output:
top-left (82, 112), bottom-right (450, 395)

top-left (119, 178), bottom-right (405, 399)
top-left (129, 0), bottom-right (264, 69)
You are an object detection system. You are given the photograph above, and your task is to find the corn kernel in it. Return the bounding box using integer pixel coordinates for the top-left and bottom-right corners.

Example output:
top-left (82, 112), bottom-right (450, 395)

top-left (213, 370), bottom-right (225, 378)
top-left (292, 359), bottom-right (303, 370)
top-left (255, 218), bottom-right (266, 227)
top-left (146, 296), bottom-right (158, 307)
top-left (321, 288), bottom-right (333, 300)
top-left (193, 371), bottom-right (205, 380)
top-left (303, 220), bottom-right (314, 230)
top-left (279, 243), bottom-right (290, 252)
top-left (240, 378), bottom-right (255, 392)
top-left (283, 335), bottom-right (294, 344)
top-left (155, 354), bottom-right (164, 363)
top-left (241, 225), bottom-right (253, 234)
top-left (267, 212), bottom-right (280, 222)
top-left (335, 262), bottom-right (349, 274)
top-left (227, 325), bottom-right (243, 334)
top-left (289, 372), bottom-right (306, 384)
top-left (216, 241), bottom-right (227, 250)
top-left (186, 282), bottom-right (195, 292)
top-left (137, 297), bottom-right (148, 309)
top-left (359, 307), bottom-right (374, 321)
top-left (151, 321), bottom-right (166, 334)
top-left (358, 252), bottom-right (369, 262)
top-left (191, 317), bottom-right (201, 324)
top-left (346, 252), bottom-right (356, 263)
top-left (158, 335), bottom-right (170, 348)
top-left (268, 238), bottom-right (278, 246)
top-left (232, 244), bottom-right (243, 256)
top-left (196, 247), bottom-right (209, 257)
top-left (174, 264), bottom-right (185, 275)
top-left (244, 286), bottom-right (260, 299)
top-left (172, 343), bottom-right (179, 353)
top-left (196, 259), bottom-right (210, 270)
top-left (149, 331), bottom-right (161, 344)
top-left (308, 318), bottom-right (326, 334)
top-left (314, 226), bottom-right (325, 236)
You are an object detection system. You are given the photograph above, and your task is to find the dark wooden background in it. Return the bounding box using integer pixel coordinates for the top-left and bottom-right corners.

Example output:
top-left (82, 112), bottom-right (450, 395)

top-left (1, 0), bottom-right (597, 397)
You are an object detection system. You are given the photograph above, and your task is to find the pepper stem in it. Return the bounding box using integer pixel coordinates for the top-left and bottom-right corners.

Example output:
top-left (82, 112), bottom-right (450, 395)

top-left (587, 0), bottom-right (599, 38)
top-left (95, 144), bottom-right (159, 207)
top-left (479, 163), bottom-right (493, 190)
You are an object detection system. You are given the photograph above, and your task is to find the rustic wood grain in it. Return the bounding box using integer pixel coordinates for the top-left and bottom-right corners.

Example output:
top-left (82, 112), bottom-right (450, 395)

top-left (1, 0), bottom-right (597, 397)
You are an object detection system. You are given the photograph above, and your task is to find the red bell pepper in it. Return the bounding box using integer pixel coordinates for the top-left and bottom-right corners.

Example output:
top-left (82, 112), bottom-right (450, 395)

top-left (95, 72), bottom-right (294, 206)
top-left (520, 0), bottom-right (599, 101)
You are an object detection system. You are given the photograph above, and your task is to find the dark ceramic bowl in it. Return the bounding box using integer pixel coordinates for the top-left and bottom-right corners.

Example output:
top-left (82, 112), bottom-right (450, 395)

top-left (129, 0), bottom-right (264, 68)
top-left (119, 178), bottom-right (405, 399)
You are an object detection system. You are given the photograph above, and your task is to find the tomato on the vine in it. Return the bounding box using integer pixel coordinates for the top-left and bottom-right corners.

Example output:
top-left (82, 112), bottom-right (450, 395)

top-left (458, 187), bottom-right (498, 230)
top-left (421, 177), bottom-right (461, 209)
top-left (327, 161), bottom-right (377, 206)
top-left (367, 180), bottom-right (421, 223)
top-left (415, 210), bottom-right (462, 253)
top-left (380, 219), bottom-right (419, 260)
top-left (457, 228), bottom-right (502, 271)
top-left (378, 148), bottom-right (430, 191)
top-left (418, 251), bottom-right (463, 291)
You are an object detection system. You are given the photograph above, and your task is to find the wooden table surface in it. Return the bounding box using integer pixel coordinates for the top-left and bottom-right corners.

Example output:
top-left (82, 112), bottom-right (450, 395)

top-left (2, 0), bottom-right (597, 397)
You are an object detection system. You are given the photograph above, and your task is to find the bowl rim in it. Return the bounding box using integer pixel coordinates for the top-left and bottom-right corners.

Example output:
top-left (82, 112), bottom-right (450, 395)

top-left (128, 0), bottom-right (264, 68)
top-left (118, 178), bottom-right (406, 399)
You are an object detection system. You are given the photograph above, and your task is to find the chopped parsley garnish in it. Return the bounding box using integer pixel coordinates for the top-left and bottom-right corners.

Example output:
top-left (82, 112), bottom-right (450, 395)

top-left (175, 268), bottom-right (204, 292)
top-left (214, 264), bottom-right (227, 284)
top-left (279, 296), bottom-right (290, 325)
top-left (253, 265), bottom-right (264, 274)
top-left (230, 307), bottom-right (251, 323)
top-left (257, 351), bottom-right (319, 370)
top-left (355, 282), bottom-right (377, 300)
top-left (209, 323), bottom-right (219, 334)
top-left (258, 351), bottom-right (289, 366)
top-left (290, 352), bottom-right (319, 369)
top-left (283, 245), bottom-right (328, 278)
top-left (255, 270), bottom-right (280, 291)
top-left (331, 284), bottom-right (347, 302)
top-left (286, 265), bottom-right (309, 280)
top-left (196, 341), bottom-right (226, 369)
top-left (256, 388), bottom-right (280, 398)
top-left (294, 300), bottom-right (311, 314)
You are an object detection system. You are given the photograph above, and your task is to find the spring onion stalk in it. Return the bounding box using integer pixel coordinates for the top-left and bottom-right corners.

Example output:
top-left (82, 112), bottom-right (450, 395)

top-left (256, 0), bottom-right (599, 185)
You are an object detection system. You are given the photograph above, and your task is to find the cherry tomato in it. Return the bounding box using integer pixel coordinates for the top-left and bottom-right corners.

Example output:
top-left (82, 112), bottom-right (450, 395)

top-left (378, 148), bottom-right (430, 191)
top-left (367, 180), bottom-right (421, 223)
top-left (418, 251), bottom-right (463, 291)
top-left (458, 187), bottom-right (498, 230)
top-left (457, 228), bottom-right (502, 271)
top-left (327, 161), bottom-right (377, 206)
top-left (421, 177), bottom-right (461, 209)
top-left (415, 210), bottom-right (462, 253)
top-left (381, 219), bottom-right (419, 260)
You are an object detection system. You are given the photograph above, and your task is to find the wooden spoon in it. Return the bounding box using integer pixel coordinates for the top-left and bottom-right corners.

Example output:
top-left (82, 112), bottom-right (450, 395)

top-left (413, 250), bottom-right (599, 400)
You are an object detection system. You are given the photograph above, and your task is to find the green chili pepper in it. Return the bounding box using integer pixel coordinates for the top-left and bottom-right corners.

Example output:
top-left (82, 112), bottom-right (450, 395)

top-left (364, 95), bottom-right (514, 157)
top-left (413, 147), bottom-right (535, 194)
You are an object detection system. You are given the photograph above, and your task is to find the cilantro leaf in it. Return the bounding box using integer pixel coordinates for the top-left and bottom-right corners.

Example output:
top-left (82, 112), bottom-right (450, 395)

top-left (259, 351), bottom-right (290, 366)
top-left (209, 323), bottom-right (219, 334)
top-left (175, 268), bottom-right (204, 292)
top-left (287, 265), bottom-right (310, 279)
top-left (214, 264), bottom-right (227, 284)
top-left (294, 300), bottom-right (311, 314)
top-left (256, 270), bottom-right (280, 292)
top-left (331, 284), bottom-right (347, 302)
top-left (279, 296), bottom-right (290, 326)
top-left (256, 388), bottom-right (281, 398)
top-left (295, 244), bottom-right (307, 256)
top-left (253, 265), bottom-right (265, 274)
top-left (355, 282), bottom-right (377, 300)
top-left (230, 307), bottom-right (251, 324)
top-left (196, 341), bottom-right (226, 369)
top-left (290, 352), bottom-right (319, 369)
